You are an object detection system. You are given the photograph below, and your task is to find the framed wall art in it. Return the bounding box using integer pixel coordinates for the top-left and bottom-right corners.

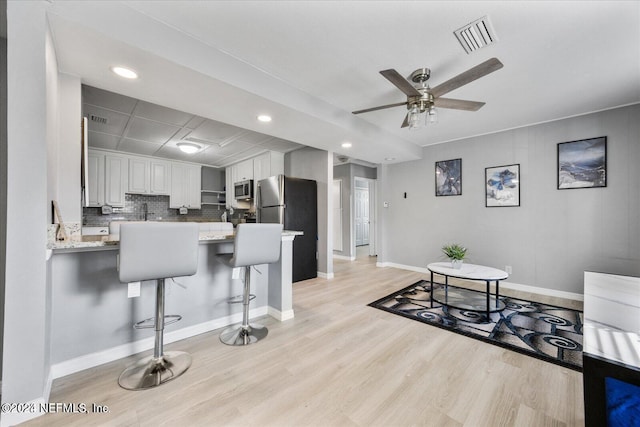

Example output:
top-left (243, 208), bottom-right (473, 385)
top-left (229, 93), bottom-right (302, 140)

top-left (485, 164), bottom-right (520, 207)
top-left (435, 158), bottom-right (462, 196)
top-left (557, 136), bottom-right (607, 189)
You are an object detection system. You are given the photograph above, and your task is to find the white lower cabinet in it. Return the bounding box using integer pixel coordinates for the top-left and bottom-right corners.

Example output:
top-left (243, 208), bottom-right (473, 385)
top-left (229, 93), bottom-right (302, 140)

top-left (170, 163), bottom-right (201, 209)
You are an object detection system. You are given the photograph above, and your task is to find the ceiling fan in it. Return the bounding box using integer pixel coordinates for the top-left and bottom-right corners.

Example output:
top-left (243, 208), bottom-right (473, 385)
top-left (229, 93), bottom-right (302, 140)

top-left (352, 57), bottom-right (504, 128)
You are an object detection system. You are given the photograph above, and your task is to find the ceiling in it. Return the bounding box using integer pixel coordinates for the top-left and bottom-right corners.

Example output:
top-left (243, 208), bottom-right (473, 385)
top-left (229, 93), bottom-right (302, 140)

top-left (82, 85), bottom-right (303, 167)
top-left (46, 1), bottom-right (640, 166)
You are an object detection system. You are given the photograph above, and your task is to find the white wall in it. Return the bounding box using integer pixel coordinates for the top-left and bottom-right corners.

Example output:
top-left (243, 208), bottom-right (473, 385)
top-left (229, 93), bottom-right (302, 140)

top-left (379, 104), bottom-right (640, 295)
top-left (2, 2), bottom-right (55, 423)
top-left (56, 73), bottom-right (82, 223)
top-left (0, 34), bottom-right (7, 383)
top-left (285, 147), bottom-right (333, 278)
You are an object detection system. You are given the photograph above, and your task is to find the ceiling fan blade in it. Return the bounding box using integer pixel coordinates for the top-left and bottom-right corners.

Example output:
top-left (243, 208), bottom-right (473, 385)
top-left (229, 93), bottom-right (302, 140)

top-left (401, 113), bottom-right (409, 128)
top-left (434, 98), bottom-right (485, 111)
top-left (352, 101), bottom-right (407, 115)
top-left (380, 69), bottom-right (422, 97)
top-left (430, 57), bottom-right (503, 98)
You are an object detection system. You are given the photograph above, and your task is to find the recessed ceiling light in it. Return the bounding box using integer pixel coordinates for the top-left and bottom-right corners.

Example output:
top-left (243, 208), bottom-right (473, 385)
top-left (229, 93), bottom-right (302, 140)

top-left (177, 142), bottom-right (201, 154)
top-left (257, 115), bottom-right (272, 122)
top-left (385, 157), bottom-right (396, 161)
top-left (341, 142), bottom-right (352, 148)
top-left (111, 66), bottom-right (138, 79)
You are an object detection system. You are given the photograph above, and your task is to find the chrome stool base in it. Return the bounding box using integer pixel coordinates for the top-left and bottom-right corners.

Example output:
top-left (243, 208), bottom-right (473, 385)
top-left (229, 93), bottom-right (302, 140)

top-left (220, 323), bottom-right (268, 346)
top-left (118, 350), bottom-right (192, 390)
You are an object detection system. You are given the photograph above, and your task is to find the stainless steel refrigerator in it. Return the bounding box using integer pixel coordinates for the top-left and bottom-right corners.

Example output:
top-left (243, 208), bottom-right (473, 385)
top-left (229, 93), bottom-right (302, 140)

top-left (257, 175), bottom-right (317, 282)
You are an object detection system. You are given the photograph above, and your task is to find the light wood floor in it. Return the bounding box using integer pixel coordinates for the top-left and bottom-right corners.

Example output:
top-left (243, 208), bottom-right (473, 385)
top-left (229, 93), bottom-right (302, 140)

top-left (26, 255), bottom-right (584, 426)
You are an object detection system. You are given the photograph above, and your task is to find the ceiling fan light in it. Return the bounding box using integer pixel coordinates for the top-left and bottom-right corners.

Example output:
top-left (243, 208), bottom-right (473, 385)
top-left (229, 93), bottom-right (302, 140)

top-left (177, 142), bottom-right (201, 154)
top-left (427, 106), bottom-right (438, 124)
top-left (408, 105), bottom-right (422, 129)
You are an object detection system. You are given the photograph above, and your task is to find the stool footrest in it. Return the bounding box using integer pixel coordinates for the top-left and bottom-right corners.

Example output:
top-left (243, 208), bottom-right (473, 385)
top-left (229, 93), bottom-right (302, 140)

top-left (227, 294), bottom-right (256, 304)
top-left (134, 314), bottom-right (182, 329)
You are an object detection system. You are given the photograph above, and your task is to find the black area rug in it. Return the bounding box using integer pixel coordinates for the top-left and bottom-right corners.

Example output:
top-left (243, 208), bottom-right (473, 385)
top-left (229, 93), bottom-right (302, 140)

top-left (368, 280), bottom-right (583, 371)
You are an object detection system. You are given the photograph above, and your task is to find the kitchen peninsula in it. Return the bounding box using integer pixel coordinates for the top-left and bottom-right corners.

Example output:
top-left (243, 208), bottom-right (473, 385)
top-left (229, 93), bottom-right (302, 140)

top-left (47, 228), bottom-right (300, 380)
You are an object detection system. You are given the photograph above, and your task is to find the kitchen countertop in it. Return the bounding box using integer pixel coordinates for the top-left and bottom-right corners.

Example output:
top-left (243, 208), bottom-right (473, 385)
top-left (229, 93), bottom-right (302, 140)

top-left (48, 230), bottom-right (303, 252)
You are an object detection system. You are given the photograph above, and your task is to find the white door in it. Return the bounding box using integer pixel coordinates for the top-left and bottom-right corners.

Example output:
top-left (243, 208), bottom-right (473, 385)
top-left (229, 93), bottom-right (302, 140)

top-left (332, 180), bottom-right (343, 251)
top-left (354, 180), bottom-right (369, 246)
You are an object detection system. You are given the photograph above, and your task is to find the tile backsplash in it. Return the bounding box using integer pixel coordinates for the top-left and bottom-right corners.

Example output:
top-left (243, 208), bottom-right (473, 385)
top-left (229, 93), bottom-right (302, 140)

top-left (83, 194), bottom-right (233, 226)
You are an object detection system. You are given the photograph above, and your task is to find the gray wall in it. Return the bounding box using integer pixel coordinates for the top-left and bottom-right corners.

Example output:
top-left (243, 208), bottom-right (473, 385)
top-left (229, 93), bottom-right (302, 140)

top-left (333, 163), bottom-right (377, 259)
top-left (379, 104), bottom-right (640, 295)
top-left (285, 147), bottom-right (332, 277)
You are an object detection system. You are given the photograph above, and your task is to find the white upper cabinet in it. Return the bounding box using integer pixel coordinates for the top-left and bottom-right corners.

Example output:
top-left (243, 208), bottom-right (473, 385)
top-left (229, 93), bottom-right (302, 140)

top-left (170, 163), bottom-right (201, 209)
top-left (128, 156), bottom-right (171, 195)
top-left (87, 150), bottom-right (105, 207)
top-left (149, 160), bottom-right (171, 195)
top-left (225, 151), bottom-right (284, 209)
top-left (104, 153), bottom-right (127, 207)
top-left (253, 151), bottom-right (284, 183)
top-left (235, 158), bottom-right (254, 182)
top-left (128, 156), bottom-right (149, 194)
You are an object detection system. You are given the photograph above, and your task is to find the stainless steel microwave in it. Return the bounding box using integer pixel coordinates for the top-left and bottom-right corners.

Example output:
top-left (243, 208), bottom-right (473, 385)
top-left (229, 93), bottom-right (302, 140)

top-left (234, 179), bottom-right (254, 200)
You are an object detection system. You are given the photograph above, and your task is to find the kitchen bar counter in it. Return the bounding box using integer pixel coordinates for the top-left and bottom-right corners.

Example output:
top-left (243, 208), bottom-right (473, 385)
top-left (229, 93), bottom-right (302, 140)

top-left (47, 229), bottom-right (301, 381)
top-left (48, 230), bottom-right (302, 251)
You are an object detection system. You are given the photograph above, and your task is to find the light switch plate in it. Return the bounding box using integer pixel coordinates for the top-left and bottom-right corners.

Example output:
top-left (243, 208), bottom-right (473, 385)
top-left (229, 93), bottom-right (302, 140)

top-left (128, 282), bottom-right (141, 298)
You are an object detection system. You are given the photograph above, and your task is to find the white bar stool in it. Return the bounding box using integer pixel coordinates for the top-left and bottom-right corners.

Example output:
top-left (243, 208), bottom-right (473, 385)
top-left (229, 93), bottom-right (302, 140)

top-left (117, 222), bottom-right (200, 390)
top-left (218, 223), bottom-right (283, 346)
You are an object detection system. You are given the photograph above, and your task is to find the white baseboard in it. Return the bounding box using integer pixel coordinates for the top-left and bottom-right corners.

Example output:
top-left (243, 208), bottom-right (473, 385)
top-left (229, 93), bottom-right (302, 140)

top-left (376, 261), bottom-right (583, 302)
top-left (267, 306), bottom-right (295, 321)
top-left (333, 254), bottom-right (355, 261)
top-left (499, 281), bottom-right (583, 302)
top-left (50, 306), bottom-right (269, 380)
top-left (317, 271), bottom-right (334, 279)
top-left (0, 397), bottom-right (47, 427)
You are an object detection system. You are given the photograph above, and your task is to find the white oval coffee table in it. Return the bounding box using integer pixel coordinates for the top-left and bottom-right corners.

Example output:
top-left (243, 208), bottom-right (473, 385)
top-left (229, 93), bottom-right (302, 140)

top-left (427, 262), bottom-right (509, 320)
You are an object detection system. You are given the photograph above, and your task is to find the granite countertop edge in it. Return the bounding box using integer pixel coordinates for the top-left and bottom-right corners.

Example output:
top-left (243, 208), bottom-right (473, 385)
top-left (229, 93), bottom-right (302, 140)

top-left (48, 230), bottom-right (303, 252)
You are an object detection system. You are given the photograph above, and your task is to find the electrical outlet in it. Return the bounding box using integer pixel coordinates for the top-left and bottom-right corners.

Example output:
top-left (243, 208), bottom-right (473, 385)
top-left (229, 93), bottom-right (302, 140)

top-left (505, 265), bottom-right (513, 274)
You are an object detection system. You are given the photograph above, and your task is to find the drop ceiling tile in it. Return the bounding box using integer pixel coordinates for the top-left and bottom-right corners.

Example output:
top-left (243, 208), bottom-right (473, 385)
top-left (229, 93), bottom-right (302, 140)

top-left (126, 117), bottom-right (182, 144)
top-left (155, 145), bottom-right (207, 163)
top-left (134, 101), bottom-right (195, 127)
top-left (117, 138), bottom-right (163, 156)
top-left (82, 85), bottom-right (137, 114)
top-left (188, 119), bottom-right (245, 142)
top-left (210, 140), bottom-right (254, 156)
top-left (260, 138), bottom-right (303, 152)
top-left (235, 146), bottom-right (269, 158)
top-left (234, 131), bottom-right (273, 145)
top-left (198, 150), bottom-right (230, 165)
top-left (184, 116), bottom-right (207, 129)
top-left (87, 131), bottom-right (120, 150)
top-left (83, 104), bottom-right (130, 135)
top-left (223, 147), bottom-right (269, 165)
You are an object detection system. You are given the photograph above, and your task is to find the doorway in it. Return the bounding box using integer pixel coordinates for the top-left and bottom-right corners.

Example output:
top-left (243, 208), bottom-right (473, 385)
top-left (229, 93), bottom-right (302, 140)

top-left (354, 177), bottom-right (376, 258)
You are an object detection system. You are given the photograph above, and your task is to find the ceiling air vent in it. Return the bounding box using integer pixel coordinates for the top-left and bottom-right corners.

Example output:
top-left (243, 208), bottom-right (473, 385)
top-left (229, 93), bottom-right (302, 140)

top-left (89, 114), bottom-right (108, 125)
top-left (454, 15), bottom-right (498, 54)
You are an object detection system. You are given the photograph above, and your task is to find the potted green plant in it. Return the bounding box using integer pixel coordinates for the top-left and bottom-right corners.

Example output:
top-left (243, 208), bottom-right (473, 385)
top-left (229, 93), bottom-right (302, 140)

top-left (442, 243), bottom-right (467, 269)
